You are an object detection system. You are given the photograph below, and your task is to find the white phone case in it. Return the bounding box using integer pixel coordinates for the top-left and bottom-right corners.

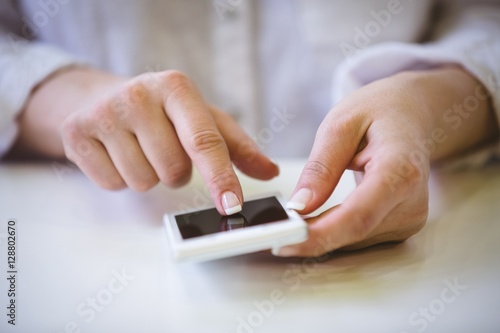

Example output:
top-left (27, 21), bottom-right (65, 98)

top-left (163, 194), bottom-right (308, 263)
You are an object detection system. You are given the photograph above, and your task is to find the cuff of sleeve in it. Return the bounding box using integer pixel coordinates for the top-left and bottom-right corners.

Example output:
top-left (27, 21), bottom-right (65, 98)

top-left (332, 41), bottom-right (500, 168)
top-left (0, 42), bottom-right (81, 157)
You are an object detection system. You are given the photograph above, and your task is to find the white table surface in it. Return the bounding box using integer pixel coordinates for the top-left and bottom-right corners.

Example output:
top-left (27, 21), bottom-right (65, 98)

top-left (0, 159), bottom-right (499, 333)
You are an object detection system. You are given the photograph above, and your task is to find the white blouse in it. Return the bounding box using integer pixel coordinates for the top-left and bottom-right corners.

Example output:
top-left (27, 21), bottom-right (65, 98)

top-left (1, 0), bottom-right (499, 162)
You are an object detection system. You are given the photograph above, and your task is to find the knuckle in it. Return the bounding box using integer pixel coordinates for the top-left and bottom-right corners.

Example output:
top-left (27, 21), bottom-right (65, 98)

top-left (303, 160), bottom-right (334, 183)
top-left (159, 70), bottom-right (192, 96)
top-left (320, 114), bottom-right (356, 138)
top-left (61, 116), bottom-right (82, 145)
top-left (189, 129), bottom-right (225, 154)
top-left (93, 84), bottom-right (151, 128)
top-left (406, 164), bottom-right (426, 188)
top-left (377, 152), bottom-right (427, 195)
top-left (206, 168), bottom-right (237, 192)
top-left (403, 202), bottom-right (428, 239)
top-left (121, 80), bottom-right (149, 105)
top-left (93, 98), bottom-right (113, 117)
top-left (87, 100), bottom-right (116, 127)
top-left (396, 162), bottom-right (426, 194)
top-left (61, 119), bottom-right (96, 161)
top-left (109, 95), bottom-right (132, 121)
top-left (98, 177), bottom-right (127, 191)
top-left (349, 210), bottom-right (375, 244)
top-left (159, 162), bottom-right (192, 188)
top-left (128, 176), bottom-right (159, 192)
top-left (160, 69), bottom-right (189, 84)
top-left (84, 103), bottom-right (119, 139)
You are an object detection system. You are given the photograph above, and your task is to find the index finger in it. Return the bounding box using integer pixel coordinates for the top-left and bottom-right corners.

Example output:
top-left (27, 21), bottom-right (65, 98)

top-left (286, 110), bottom-right (370, 214)
top-left (159, 71), bottom-right (243, 215)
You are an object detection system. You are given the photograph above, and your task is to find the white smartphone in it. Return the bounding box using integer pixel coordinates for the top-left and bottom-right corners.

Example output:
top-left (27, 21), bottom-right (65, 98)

top-left (163, 194), bottom-right (308, 263)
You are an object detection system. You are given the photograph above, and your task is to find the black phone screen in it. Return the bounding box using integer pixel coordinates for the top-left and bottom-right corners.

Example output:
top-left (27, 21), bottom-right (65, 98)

top-left (174, 196), bottom-right (289, 239)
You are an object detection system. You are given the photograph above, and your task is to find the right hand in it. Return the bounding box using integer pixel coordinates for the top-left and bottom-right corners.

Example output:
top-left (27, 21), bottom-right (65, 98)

top-left (20, 67), bottom-right (279, 215)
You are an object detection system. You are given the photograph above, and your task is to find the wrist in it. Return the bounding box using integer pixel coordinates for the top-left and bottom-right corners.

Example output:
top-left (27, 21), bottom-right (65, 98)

top-left (390, 67), bottom-right (496, 162)
top-left (13, 66), bottom-right (125, 158)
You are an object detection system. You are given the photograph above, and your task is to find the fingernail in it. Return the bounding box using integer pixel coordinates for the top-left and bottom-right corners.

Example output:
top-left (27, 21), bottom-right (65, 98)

top-left (222, 191), bottom-right (242, 215)
top-left (286, 188), bottom-right (312, 211)
top-left (272, 246), bottom-right (297, 257)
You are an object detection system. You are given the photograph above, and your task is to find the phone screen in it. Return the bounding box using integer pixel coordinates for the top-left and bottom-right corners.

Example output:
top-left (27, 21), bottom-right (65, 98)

top-left (175, 196), bottom-right (289, 239)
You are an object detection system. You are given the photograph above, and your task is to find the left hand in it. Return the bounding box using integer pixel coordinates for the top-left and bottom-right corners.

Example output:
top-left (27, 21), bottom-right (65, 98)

top-left (275, 67), bottom-right (497, 257)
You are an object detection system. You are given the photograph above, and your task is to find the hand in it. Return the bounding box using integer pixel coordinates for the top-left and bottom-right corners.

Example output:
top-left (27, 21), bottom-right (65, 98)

top-left (14, 67), bottom-right (279, 215)
top-left (276, 67), bottom-right (498, 257)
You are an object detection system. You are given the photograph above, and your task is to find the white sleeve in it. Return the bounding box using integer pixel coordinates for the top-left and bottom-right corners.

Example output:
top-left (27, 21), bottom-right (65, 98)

top-left (332, 0), bottom-right (500, 168)
top-left (0, 4), bottom-right (79, 157)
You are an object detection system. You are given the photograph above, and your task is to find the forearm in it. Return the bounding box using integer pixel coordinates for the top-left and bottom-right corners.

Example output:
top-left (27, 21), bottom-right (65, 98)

top-left (11, 66), bottom-right (124, 158)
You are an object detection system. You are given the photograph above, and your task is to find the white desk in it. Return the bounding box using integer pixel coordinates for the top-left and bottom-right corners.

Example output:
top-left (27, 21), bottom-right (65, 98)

top-left (0, 160), bottom-right (499, 333)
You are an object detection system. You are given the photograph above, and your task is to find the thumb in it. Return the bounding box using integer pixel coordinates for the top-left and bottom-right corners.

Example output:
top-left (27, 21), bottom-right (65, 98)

top-left (287, 114), bottom-right (367, 214)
